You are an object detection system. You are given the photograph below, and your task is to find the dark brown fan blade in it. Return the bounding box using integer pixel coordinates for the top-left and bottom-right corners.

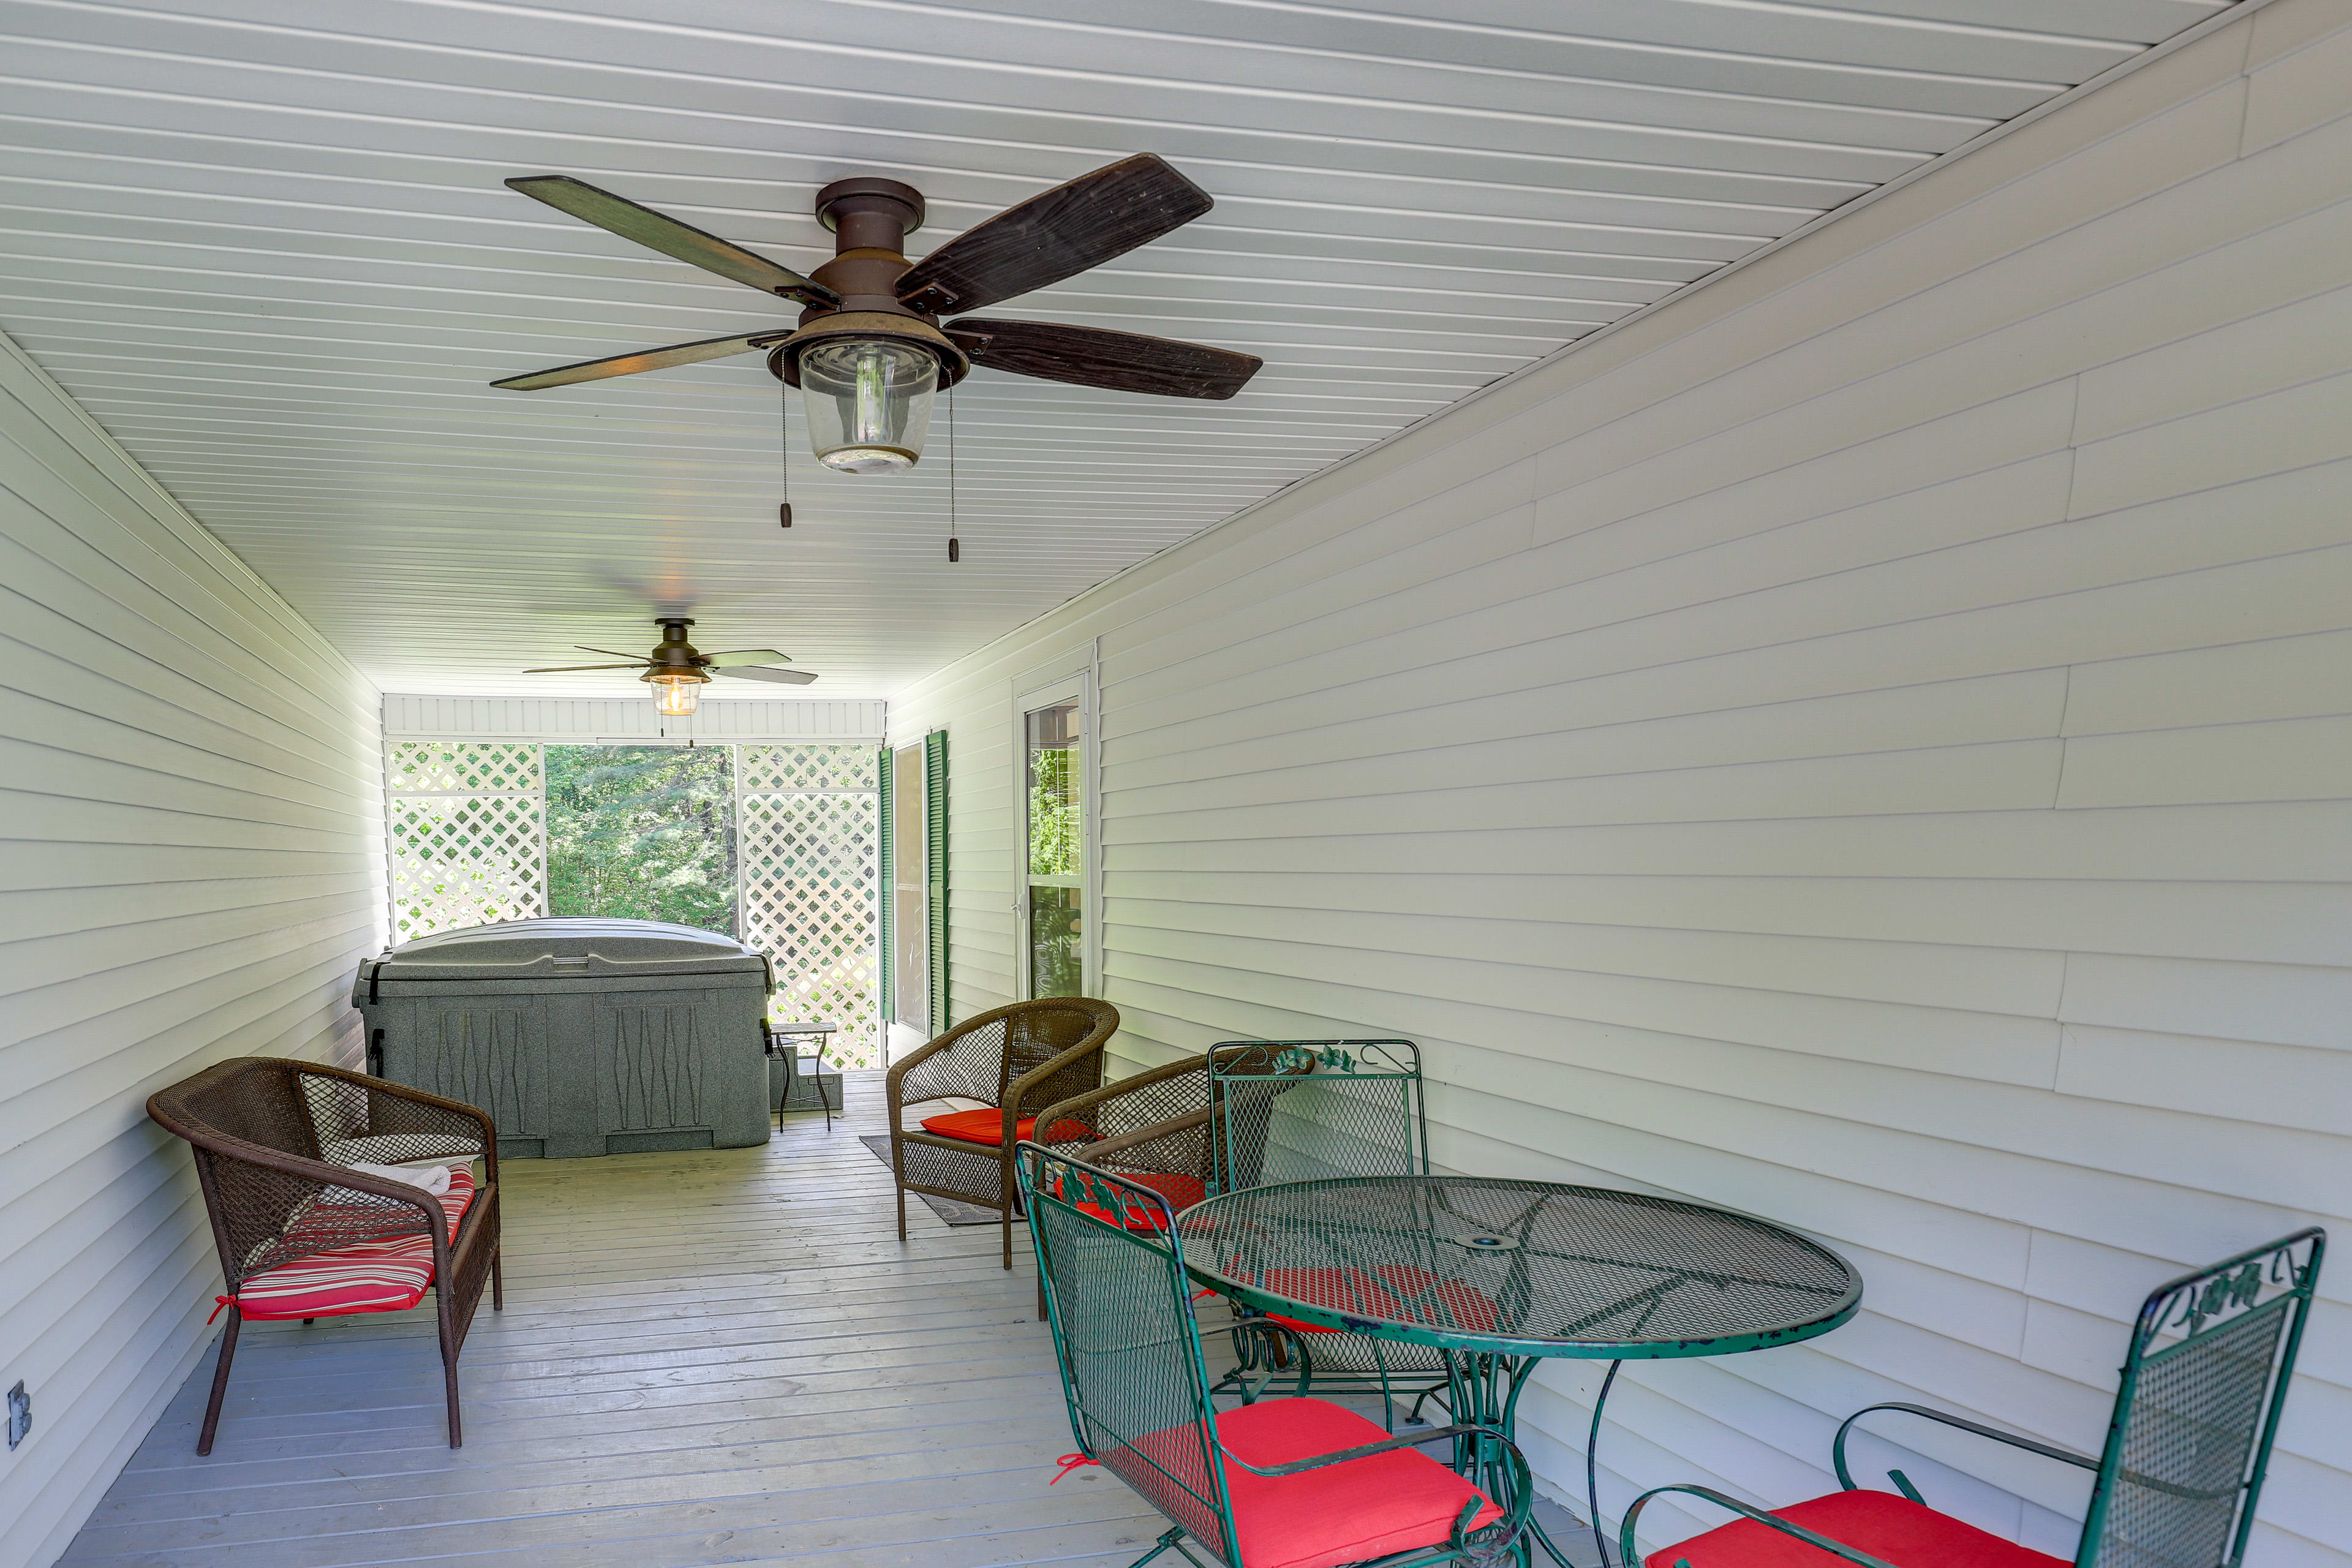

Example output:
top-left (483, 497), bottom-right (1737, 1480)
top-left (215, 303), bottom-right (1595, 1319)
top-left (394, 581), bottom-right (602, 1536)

top-left (508, 175), bottom-right (840, 307)
top-left (493, 331), bottom-right (780, 391)
top-left (524, 662), bottom-right (653, 673)
top-left (699, 649), bottom-right (791, 667)
top-left (712, 665), bottom-right (818, 685)
top-left (575, 646), bottom-right (649, 658)
top-left (895, 154), bottom-right (1212, 315)
top-left (947, 318), bottom-right (1260, 400)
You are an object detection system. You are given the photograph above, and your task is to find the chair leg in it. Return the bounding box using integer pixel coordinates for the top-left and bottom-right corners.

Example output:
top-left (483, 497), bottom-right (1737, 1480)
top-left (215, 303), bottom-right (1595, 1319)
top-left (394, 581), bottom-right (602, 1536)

top-left (443, 1353), bottom-right (463, 1449)
top-left (893, 1129), bottom-right (910, 1242)
top-left (439, 1297), bottom-right (463, 1448)
top-left (1130, 1526), bottom-right (1213, 1568)
top-left (1001, 1210), bottom-right (1014, 1270)
top-left (196, 1310), bottom-right (241, 1457)
top-left (491, 1247), bottom-right (504, 1313)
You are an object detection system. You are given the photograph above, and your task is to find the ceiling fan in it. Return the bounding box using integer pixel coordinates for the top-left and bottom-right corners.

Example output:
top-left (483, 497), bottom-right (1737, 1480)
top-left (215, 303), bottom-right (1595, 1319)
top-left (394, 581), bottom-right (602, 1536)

top-left (526, 617), bottom-right (813, 716)
top-left (491, 154), bottom-right (1263, 477)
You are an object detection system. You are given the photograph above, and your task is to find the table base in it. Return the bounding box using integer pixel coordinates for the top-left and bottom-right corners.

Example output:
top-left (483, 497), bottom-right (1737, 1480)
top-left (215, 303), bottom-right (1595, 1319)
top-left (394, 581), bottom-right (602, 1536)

top-left (1437, 1352), bottom-right (1621, 1568)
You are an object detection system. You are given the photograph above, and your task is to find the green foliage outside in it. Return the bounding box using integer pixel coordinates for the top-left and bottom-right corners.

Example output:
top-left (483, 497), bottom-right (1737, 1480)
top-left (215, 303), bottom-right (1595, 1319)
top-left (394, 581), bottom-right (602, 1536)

top-left (1028, 745), bottom-right (1080, 877)
top-left (545, 745), bottom-right (737, 934)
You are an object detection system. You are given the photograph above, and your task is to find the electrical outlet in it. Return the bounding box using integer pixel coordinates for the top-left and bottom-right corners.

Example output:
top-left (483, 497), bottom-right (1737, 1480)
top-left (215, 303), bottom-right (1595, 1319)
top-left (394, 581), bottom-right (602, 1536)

top-left (5, 1382), bottom-right (26, 1450)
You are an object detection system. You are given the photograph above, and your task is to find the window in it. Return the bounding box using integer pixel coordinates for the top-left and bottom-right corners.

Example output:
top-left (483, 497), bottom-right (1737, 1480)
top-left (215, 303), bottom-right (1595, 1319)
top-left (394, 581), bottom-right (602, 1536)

top-left (1019, 688), bottom-right (1085, 999)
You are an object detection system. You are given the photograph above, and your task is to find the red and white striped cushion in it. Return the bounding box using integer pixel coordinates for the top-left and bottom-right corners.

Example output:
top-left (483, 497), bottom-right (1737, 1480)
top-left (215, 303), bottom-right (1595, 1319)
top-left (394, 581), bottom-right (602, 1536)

top-left (235, 1167), bottom-right (475, 1321)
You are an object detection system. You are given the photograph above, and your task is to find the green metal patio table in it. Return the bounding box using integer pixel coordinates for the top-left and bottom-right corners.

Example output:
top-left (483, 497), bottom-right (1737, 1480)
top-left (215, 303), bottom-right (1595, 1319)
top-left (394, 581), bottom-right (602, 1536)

top-left (1176, 1175), bottom-right (1861, 1568)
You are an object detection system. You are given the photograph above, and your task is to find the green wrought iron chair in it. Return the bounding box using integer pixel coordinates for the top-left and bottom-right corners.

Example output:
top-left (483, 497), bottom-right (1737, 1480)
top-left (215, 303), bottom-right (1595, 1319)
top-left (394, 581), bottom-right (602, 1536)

top-left (1206, 1041), bottom-right (1448, 1425)
top-left (1033, 1044), bottom-right (1319, 1216)
top-left (1018, 1141), bottom-right (1534, 1568)
top-left (1031, 1047), bottom-right (1313, 1321)
top-left (1620, 1227), bottom-right (2324, 1568)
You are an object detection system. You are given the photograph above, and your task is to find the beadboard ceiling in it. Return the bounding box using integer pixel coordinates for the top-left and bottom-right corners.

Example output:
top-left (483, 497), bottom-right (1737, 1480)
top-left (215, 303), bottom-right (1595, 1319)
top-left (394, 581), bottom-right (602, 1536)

top-left (0, 0), bottom-right (2237, 698)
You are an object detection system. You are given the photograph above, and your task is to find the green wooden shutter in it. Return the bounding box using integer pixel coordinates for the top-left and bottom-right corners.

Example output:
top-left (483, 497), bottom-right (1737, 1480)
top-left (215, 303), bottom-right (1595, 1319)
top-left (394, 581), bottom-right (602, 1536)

top-left (924, 729), bottom-right (949, 1031)
top-left (876, 743), bottom-right (894, 1024)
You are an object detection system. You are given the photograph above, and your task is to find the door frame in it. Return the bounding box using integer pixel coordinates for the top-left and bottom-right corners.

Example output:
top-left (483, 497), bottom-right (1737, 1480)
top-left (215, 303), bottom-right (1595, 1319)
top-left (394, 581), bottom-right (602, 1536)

top-left (1011, 655), bottom-right (1099, 1000)
top-left (888, 739), bottom-right (929, 1033)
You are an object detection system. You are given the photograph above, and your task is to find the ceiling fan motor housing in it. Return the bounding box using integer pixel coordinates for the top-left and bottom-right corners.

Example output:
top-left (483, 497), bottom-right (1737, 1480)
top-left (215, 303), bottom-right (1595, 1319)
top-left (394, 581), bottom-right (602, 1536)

top-left (769, 177), bottom-right (971, 391)
top-left (644, 618), bottom-right (711, 684)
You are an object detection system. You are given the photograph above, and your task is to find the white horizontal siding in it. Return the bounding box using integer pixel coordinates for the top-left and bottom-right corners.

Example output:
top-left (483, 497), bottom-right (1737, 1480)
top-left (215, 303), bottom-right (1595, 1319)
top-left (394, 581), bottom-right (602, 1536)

top-left (0, 331), bottom-right (381, 1568)
top-left (887, 2), bottom-right (2352, 1560)
top-left (381, 693), bottom-right (883, 741)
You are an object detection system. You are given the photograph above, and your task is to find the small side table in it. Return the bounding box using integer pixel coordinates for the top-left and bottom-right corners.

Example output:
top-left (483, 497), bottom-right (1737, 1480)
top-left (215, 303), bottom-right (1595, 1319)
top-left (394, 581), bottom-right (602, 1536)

top-left (766, 1022), bottom-right (840, 1131)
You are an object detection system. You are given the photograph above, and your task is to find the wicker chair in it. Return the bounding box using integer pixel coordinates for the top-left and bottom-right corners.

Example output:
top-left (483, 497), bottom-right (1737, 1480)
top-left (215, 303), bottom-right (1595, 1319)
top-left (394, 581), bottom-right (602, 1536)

top-left (1026, 1045), bottom-right (1306, 1319)
top-left (1624, 1229), bottom-right (2325, 1568)
top-left (886, 997), bottom-right (1118, 1267)
top-left (147, 1056), bottom-right (503, 1454)
top-left (1030, 1044), bottom-right (1294, 1214)
top-left (1205, 1041), bottom-right (1449, 1427)
top-left (1018, 1142), bottom-right (1533, 1568)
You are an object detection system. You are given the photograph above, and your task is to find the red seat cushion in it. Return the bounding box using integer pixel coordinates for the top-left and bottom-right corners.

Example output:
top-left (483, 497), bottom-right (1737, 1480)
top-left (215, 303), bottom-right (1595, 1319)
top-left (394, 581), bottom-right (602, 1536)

top-left (1055, 1169), bottom-right (1208, 1231)
top-left (235, 1167), bottom-right (475, 1321)
top-left (1250, 1266), bottom-right (1498, 1338)
top-left (1260, 1267), bottom-right (1404, 1333)
top-left (1215, 1396), bottom-right (1502, 1568)
top-left (920, 1107), bottom-right (1093, 1145)
top-left (1646, 1489), bottom-right (2072, 1568)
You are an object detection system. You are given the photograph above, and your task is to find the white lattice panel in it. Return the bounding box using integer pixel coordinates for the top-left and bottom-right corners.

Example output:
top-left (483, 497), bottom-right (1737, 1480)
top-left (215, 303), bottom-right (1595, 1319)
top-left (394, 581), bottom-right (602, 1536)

top-left (740, 744), bottom-right (880, 794)
top-left (388, 794), bottom-right (545, 942)
top-left (388, 740), bottom-right (541, 794)
top-left (741, 787), bottom-right (880, 1066)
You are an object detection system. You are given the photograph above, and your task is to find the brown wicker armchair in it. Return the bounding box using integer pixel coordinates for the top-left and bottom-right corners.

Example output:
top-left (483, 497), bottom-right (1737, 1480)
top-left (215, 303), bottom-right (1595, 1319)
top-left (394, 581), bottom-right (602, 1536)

top-left (147, 1056), bottom-right (502, 1454)
top-left (886, 997), bottom-right (1118, 1267)
top-left (1029, 1044), bottom-right (1292, 1210)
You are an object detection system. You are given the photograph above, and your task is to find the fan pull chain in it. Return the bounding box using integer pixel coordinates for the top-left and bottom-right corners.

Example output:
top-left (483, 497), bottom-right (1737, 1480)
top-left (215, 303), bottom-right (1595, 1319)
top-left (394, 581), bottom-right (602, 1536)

top-left (778, 382), bottom-right (793, 527)
top-left (946, 383), bottom-right (960, 563)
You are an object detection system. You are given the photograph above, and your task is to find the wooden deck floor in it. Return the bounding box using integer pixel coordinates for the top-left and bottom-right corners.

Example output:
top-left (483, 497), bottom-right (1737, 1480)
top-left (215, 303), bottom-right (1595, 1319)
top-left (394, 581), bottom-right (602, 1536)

top-left (66, 1073), bottom-right (1593, 1568)
top-left (62, 1073), bottom-right (1175, 1568)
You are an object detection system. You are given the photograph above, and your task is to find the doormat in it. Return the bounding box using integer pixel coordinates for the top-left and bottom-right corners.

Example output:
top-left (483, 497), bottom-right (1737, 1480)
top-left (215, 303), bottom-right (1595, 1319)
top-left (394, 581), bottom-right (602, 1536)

top-left (858, 1135), bottom-right (1024, 1228)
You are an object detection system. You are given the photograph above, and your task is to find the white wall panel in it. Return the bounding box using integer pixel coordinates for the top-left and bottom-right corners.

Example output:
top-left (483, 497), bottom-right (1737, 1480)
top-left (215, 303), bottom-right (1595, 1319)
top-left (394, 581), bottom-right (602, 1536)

top-left (0, 333), bottom-right (380, 1568)
top-left (887, 2), bottom-right (2352, 1559)
top-left (380, 693), bottom-right (883, 740)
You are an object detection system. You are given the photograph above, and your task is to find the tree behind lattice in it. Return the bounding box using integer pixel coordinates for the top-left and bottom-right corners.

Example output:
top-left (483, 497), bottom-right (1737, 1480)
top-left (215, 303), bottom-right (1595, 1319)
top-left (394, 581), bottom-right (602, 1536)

top-left (388, 741), bottom-right (542, 795)
top-left (739, 744), bottom-right (878, 794)
top-left (740, 785), bottom-right (880, 1065)
top-left (388, 794), bottom-right (545, 942)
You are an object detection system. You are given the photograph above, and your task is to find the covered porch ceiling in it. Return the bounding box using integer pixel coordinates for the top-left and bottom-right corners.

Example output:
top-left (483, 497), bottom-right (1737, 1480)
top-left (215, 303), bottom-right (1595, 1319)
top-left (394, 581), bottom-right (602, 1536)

top-left (0, 0), bottom-right (2234, 696)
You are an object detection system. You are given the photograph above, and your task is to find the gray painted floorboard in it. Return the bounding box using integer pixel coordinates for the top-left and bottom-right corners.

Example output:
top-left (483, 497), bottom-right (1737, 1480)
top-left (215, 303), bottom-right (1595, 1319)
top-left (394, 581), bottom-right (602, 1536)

top-left (62, 1072), bottom-right (1165, 1568)
top-left (64, 1071), bottom-right (1594, 1568)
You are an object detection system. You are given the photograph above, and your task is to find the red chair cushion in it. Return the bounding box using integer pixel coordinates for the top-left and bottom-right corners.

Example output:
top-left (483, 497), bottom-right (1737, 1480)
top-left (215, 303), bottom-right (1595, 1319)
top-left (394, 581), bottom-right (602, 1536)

top-left (1216, 1396), bottom-right (1502, 1568)
top-left (1055, 1169), bottom-right (1208, 1231)
top-left (920, 1107), bottom-right (1094, 1145)
top-left (1253, 1266), bottom-right (1499, 1337)
top-left (1261, 1267), bottom-right (1402, 1333)
top-left (235, 1167), bottom-right (475, 1321)
top-left (1645, 1488), bottom-right (2072, 1568)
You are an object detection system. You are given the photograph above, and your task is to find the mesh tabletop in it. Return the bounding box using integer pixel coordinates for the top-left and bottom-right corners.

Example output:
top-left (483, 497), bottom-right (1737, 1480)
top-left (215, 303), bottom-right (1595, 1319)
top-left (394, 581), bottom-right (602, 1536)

top-left (1179, 1176), bottom-right (1860, 1359)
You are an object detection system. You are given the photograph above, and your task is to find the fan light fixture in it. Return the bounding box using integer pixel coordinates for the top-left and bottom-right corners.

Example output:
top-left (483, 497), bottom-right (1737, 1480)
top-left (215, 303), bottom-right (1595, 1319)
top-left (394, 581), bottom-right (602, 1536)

top-left (490, 158), bottom-right (1262, 489)
top-left (648, 670), bottom-right (706, 716)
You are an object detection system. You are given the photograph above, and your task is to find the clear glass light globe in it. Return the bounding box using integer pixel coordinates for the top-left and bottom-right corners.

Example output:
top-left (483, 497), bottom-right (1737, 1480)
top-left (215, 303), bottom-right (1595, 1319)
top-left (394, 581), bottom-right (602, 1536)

top-left (799, 337), bottom-right (940, 475)
top-left (649, 675), bottom-right (703, 717)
